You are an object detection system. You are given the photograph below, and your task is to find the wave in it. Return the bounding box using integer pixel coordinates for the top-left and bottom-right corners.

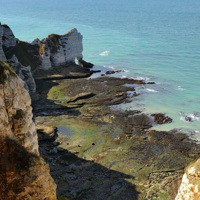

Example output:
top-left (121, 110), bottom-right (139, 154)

top-left (173, 128), bottom-right (199, 136)
top-left (102, 65), bottom-right (114, 70)
top-left (146, 88), bottom-right (158, 93)
top-left (99, 50), bottom-right (110, 56)
top-left (135, 76), bottom-right (150, 81)
top-left (177, 86), bottom-right (186, 91)
top-left (180, 112), bottom-right (200, 122)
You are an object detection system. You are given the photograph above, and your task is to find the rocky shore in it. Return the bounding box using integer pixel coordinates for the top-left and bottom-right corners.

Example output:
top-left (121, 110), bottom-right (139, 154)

top-left (32, 69), bottom-right (200, 200)
top-left (1, 23), bottom-right (200, 199)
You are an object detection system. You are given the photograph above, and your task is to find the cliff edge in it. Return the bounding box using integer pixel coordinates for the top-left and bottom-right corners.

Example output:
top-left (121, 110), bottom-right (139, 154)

top-left (0, 59), bottom-right (56, 199)
top-left (176, 158), bottom-right (200, 200)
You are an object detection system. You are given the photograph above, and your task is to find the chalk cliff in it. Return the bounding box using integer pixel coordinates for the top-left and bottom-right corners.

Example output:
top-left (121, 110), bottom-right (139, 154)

top-left (38, 28), bottom-right (83, 69)
top-left (176, 158), bottom-right (200, 200)
top-left (4, 25), bottom-right (84, 71)
top-left (0, 59), bottom-right (56, 199)
top-left (0, 23), bottom-right (88, 91)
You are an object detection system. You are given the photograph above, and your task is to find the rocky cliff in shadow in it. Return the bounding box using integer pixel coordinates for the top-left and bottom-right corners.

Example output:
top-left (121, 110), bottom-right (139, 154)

top-left (0, 59), bottom-right (56, 199)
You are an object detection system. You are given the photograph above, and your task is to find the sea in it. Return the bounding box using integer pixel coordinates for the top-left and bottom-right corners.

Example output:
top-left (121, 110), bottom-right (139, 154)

top-left (1, 0), bottom-right (200, 139)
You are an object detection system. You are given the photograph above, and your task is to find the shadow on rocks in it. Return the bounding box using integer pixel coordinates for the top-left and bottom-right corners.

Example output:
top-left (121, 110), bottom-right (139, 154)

top-left (31, 80), bottom-right (81, 117)
top-left (39, 132), bottom-right (139, 200)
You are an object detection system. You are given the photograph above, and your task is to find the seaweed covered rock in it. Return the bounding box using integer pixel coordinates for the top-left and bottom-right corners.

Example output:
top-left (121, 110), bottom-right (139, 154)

top-left (0, 59), bottom-right (56, 199)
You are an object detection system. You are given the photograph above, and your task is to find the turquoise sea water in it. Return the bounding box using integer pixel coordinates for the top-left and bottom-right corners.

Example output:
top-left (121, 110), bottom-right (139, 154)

top-left (1, 0), bottom-right (200, 137)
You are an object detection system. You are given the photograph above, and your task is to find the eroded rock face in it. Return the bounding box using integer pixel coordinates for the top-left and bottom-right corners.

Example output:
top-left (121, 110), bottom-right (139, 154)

top-left (0, 23), bottom-right (6, 61)
top-left (175, 158), bottom-right (200, 200)
top-left (0, 59), bottom-right (56, 199)
top-left (8, 55), bottom-right (36, 92)
top-left (0, 23), bottom-right (86, 91)
top-left (7, 27), bottom-right (83, 71)
top-left (39, 28), bottom-right (83, 69)
top-left (0, 23), bottom-right (36, 92)
top-left (1, 24), bottom-right (16, 49)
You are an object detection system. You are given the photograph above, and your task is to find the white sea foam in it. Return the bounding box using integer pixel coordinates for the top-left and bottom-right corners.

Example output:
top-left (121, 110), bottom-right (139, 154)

top-left (99, 50), bottom-right (110, 56)
top-left (135, 76), bottom-right (150, 81)
top-left (103, 65), bottom-right (114, 70)
top-left (146, 88), bottom-right (158, 93)
top-left (180, 112), bottom-right (200, 122)
top-left (177, 86), bottom-right (186, 91)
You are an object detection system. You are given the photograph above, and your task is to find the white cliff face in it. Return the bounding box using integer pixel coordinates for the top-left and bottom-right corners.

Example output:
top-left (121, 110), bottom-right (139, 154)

top-left (41, 44), bottom-right (52, 70)
top-left (61, 28), bottom-right (83, 62)
top-left (175, 159), bottom-right (200, 200)
top-left (0, 24), bottom-right (7, 61)
top-left (39, 28), bottom-right (83, 69)
top-left (1, 23), bottom-right (84, 71)
top-left (2, 24), bottom-right (16, 49)
top-left (50, 45), bottom-right (66, 66)
top-left (0, 60), bottom-right (38, 155)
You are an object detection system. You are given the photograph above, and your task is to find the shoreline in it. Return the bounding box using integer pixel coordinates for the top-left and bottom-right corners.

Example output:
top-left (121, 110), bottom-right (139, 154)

top-left (32, 66), bottom-right (200, 199)
top-left (92, 65), bottom-right (200, 139)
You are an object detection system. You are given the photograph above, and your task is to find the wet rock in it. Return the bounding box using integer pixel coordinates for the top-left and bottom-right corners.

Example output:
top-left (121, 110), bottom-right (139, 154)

top-left (185, 116), bottom-right (193, 122)
top-left (69, 164), bottom-right (77, 171)
top-left (147, 82), bottom-right (155, 84)
top-left (151, 113), bottom-right (173, 124)
top-left (50, 147), bottom-right (58, 154)
top-left (63, 173), bottom-right (78, 181)
top-left (105, 70), bottom-right (125, 75)
top-left (68, 92), bottom-right (95, 103)
top-left (78, 58), bottom-right (94, 68)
